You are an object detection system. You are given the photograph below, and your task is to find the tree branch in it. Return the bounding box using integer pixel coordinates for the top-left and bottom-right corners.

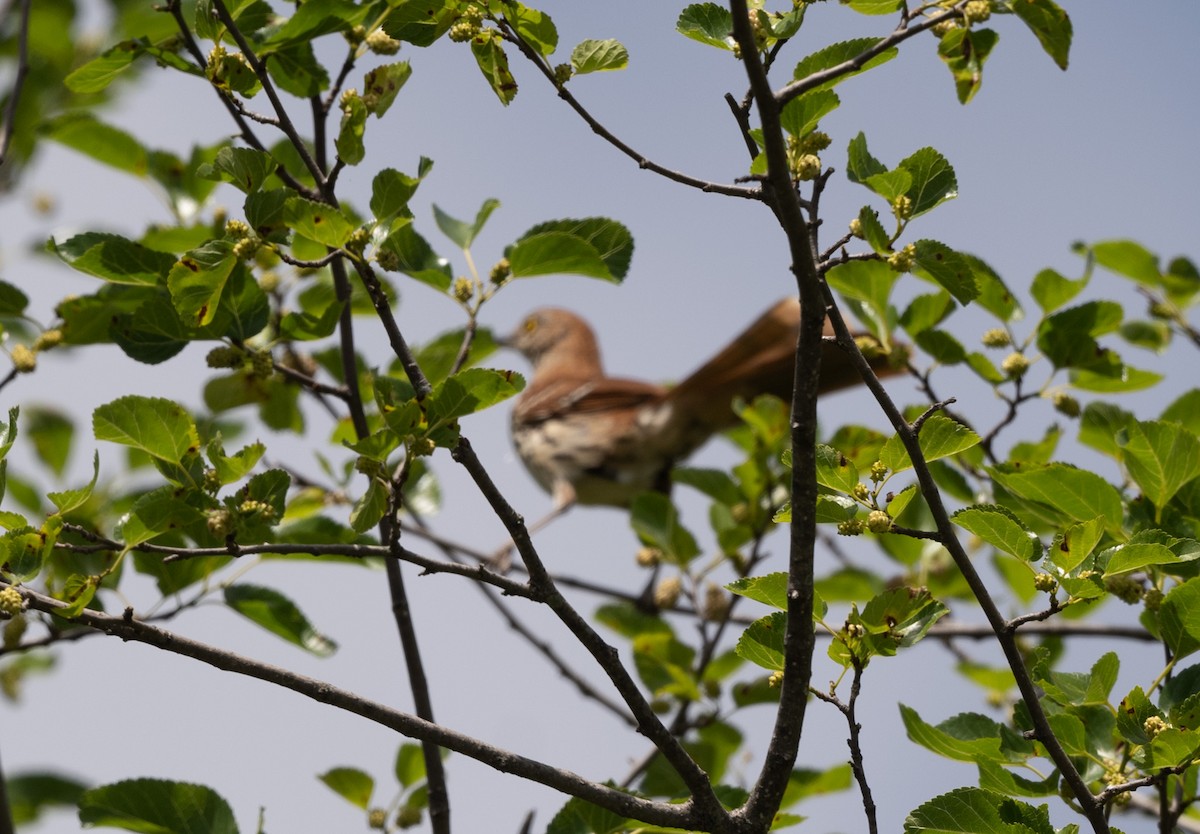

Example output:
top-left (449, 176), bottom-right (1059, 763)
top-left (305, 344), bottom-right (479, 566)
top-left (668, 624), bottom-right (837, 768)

top-left (2, 582), bottom-right (700, 830)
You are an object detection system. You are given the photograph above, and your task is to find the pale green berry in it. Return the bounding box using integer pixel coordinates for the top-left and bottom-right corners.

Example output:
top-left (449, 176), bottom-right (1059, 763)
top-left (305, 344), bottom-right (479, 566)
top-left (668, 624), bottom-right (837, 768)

top-left (701, 583), bottom-right (731, 621)
top-left (981, 327), bottom-right (1010, 348)
top-left (635, 546), bottom-right (661, 567)
top-left (837, 518), bottom-right (865, 536)
top-left (1001, 351), bottom-right (1029, 379)
top-left (489, 257), bottom-right (511, 284)
top-left (10, 344), bottom-right (35, 373)
top-left (452, 276), bottom-right (474, 303)
top-left (654, 576), bottom-right (681, 610)
top-left (0, 586), bottom-right (25, 617)
top-left (206, 346), bottom-right (243, 369)
top-left (1052, 391), bottom-right (1081, 418)
top-left (365, 29), bottom-right (401, 55)
top-left (794, 153), bottom-right (822, 181)
top-left (866, 510), bottom-right (892, 534)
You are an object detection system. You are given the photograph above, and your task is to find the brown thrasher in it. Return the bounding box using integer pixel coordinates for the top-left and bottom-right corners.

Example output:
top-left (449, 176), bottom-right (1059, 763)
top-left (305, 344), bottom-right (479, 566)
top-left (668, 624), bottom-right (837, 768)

top-left (501, 298), bottom-right (899, 532)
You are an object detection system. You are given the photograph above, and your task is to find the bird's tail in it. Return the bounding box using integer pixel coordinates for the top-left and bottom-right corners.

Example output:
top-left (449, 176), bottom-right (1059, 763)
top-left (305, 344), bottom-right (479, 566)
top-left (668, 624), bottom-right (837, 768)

top-left (661, 298), bottom-right (903, 456)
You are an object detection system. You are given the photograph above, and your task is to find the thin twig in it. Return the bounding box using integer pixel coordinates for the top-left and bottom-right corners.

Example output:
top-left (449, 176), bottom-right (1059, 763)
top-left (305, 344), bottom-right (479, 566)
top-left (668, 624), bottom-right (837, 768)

top-left (0, 0), bottom-right (32, 168)
top-left (209, 0), bottom-right (327, 188)
top-left (496, 20), bottom-right (759, 201)
top-left (776, 4), bottom-right (967, 107)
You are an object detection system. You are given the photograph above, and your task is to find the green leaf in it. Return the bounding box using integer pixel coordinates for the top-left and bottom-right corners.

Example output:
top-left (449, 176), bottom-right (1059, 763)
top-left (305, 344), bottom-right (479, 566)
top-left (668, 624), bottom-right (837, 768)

top-left (881, 415), bottom-right (980, 473)
top-left (25, 407), bottom-right (73, 477)
top-left (0, 280), bottom-right (28, 316)
top-left (570, 39), bottom-right (629, 74)
top-left (863, 168), bottom-right (911, 202)
top-left (791, 37), bottom-right (898, 91)
top-left (47, 233), bottom-right (175, 286)
top-left (41, 112), bottom-right (148, 177)
top-left (5, 772), bottom-right (87, 826)
top-left (898, 147), bottom-right (957, 218)
top-left (1047, 516), bottom-right (1105, 573)
top-left (471, 34), bottom-right (518, 105)
top-left (856, 205), bottom-right (892, 255)
top-left (676, 3), bottom-right (733, 51)
top-left (859, 587), bottom-right (948, 653)
top-left (117, 486), bottom-right (207, 548)
top-left (1009, 0), bottom-right (1072, 70)
top-left (362, 61), bottom-right (412, 118)
top-left (433, 199), bottom-right (500, 250)
top-left (508, 218), bottom-right (634, 282)
top-left (990, 464), bottom-right (1123, 534)
top-left (1102, 542), bottom-right (1180, 577)
top-left (915, 329), bottom-right (966, 365)
top-left (736, 612), bottom-right (786, 671)
top-left (318, 767), bottom-right (374, 810)
top-left (64, 39), bottom-right (150, 93)
top-left (727, 572), bottom-right (788, 610)
top-left (268, 42), bottom-right (330, 97)
top-left (1030, 267), bottom-right (1087, 313)
top-left (952, 505), bottom-right (1040, 561)
top-left (1, 527), bottom-right (50, 582)
top-left (672, 467), bottom-right (740, 505)
top-left (1037, 300), bottom-right (1123, 372)
top-left (350, 479), bottom-right (388, 534)
top-left (335, 93), bottom-right (367, 166)
top-left (904, 787), bottom-right (1054, 834)
top-left (967, 255), bottom-right (1021, 323)
top-left (937, 27), bottom-right (999, 104)
top-left (93, 396), bottom-right (199, 464)
top-left (380, 0), bottom-right (454, 46)
top-left (506, 3), bottom-right (557, 57)
top-left (900, 705), bottom-right (1011, 763)
top-left (110, 294), bottom-right (191, 364)
top-left (167, 241), bottom-right (239, 328)
top-left (47, 453), bottom-right (99, 514)
top-left (426, 368), bottom-right (525, 430)
top-left (1163, 389), bottom-right (1200, 436)
top-left (395, 743), bottom-right (427, 788)
top-left (846, 131), bottom-right (887, 184)
top-left (377, 221), bottom-right (452, 291)
top-left (1079, 401), bottom-right (1134, 458)
top-left (279, 301), bottom-right (344, 341)
top-left (630, 492), bottom-right (700, 566)
top-left (825, 259), bottom-right (896, 339)
top-left (1070, 365), bottom-right (1162, 393)
top-left (1089, 239), bottom-right (1159, 285)
top-left (78, 779), bottom-right (238, 834)
top-left (225, 584), bottom-right (337, 656)
top-left (282, 197), bottom-right (355, 248)
top-left (779, 90), bottom-right (840, 139)
top-left (258, 0), bottom-right (362, 51)
top-left (196, 146), bottom-right (276, 194)
top-left (815, 444), bottom-right (859, 493)
top-left (914, 240), bottom-right (978, 304)
top-left (1120, 319), bottom-right (1171, 352)
top-left (844, 0), bottom-right (902, 13)
top-left (370, 166), bottom-right (427, 222)
top-left (1117, 420), bottom-right (1200, 511)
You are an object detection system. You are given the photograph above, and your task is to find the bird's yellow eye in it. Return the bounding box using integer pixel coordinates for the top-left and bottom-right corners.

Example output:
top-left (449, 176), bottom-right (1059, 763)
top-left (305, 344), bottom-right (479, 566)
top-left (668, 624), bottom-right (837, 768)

top-left (523, 317), bottom-right (538, 333)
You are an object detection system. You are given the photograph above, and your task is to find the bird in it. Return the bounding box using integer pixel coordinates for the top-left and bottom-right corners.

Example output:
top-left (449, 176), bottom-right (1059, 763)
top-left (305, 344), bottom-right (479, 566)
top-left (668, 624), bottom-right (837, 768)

top-left (499, 298), bottom-right (901, 537)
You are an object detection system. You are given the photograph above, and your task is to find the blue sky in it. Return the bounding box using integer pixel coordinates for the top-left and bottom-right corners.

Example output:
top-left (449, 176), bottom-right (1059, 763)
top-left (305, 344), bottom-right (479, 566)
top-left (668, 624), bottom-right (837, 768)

top-left (3, 2), bottom-right (1199, 832)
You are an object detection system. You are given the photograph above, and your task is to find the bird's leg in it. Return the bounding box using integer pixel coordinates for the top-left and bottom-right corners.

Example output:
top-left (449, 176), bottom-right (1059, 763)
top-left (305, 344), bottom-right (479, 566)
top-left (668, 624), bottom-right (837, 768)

top-left (487, 480), bottom-right (576, 573)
